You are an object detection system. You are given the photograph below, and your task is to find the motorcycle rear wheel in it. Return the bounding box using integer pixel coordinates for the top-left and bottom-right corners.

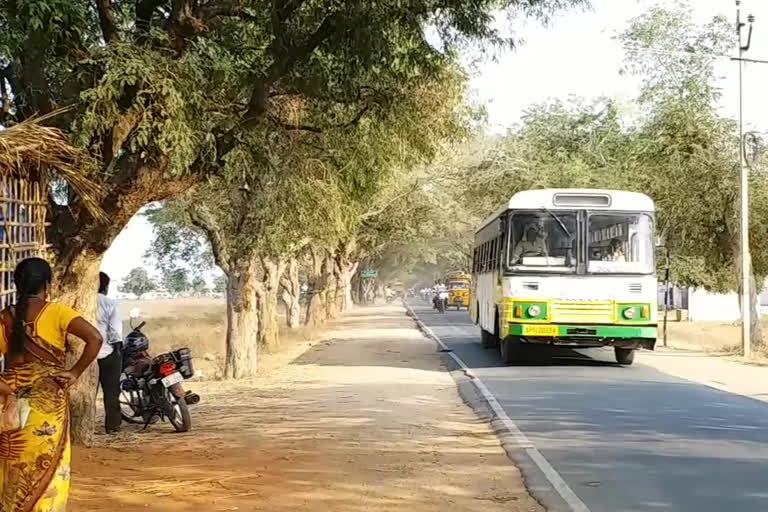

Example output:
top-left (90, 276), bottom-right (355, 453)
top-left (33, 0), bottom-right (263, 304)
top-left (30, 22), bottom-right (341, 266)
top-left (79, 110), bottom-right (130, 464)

top-left (164, 387), bottom-right (192, 433)
top-left (120, 388), bottom-right (159, 425)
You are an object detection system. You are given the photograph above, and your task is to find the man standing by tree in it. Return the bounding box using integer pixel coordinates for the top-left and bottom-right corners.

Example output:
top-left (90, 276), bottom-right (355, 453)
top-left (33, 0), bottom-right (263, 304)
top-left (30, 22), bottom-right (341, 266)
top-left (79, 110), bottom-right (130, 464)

top-left (97, 272), bottom-right (123, 434)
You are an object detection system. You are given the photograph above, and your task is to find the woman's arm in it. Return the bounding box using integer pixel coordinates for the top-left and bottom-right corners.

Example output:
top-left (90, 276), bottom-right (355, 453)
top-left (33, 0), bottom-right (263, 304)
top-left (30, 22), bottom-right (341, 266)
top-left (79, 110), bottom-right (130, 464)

top-left (54, 317), bottom-right (103, 388)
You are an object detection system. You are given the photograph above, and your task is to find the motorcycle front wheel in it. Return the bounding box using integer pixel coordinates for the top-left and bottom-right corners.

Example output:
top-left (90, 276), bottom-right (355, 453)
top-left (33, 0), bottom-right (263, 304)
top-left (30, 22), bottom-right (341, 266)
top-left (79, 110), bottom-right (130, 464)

top-left (164, 386), bottom-right (192, 433)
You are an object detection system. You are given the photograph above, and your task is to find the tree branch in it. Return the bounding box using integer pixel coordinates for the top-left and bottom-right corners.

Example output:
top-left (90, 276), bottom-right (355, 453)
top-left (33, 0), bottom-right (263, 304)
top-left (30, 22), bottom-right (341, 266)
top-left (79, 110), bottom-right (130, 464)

top-left (96, 0), bottom-right (120, 43)
top-left (271, 105), bottom-right (370, 134)
top-left (188, 206), bottom-right (231, 273)
top-left (242, 12), bottom-right (345, 126)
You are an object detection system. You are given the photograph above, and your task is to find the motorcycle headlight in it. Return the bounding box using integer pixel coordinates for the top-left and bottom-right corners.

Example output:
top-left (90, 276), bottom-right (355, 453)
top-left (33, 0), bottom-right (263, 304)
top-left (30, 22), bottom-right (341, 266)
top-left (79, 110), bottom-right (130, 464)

top-left (528, 305), bottom-right (542, 318)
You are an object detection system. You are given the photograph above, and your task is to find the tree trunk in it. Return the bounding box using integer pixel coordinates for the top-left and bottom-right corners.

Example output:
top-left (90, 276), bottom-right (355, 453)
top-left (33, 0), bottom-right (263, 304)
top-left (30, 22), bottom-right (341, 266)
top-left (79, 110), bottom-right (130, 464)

top-left (256, 257), bottom-right (284, 353)
top-left (324, 254), bottom-right (340, 320)
top-left (748, 266), bottom-right (764, 351)
top-left (280, 257), bottom-right (301, 329)
top-left (224, 257), bottom-right (260, 379)
top-left (53, 250), bottom-right (102, 448)
top-left (341, 263), bottom-right (357, 313)
top-left (350, 270), bottom-right (361, 305)
top-left (735, 258), bottom-right (764, 354)
top-left (334, 256), bottom-right (358, 314)
top-left (305, 247), bottom-right (329, 326)
top-left (46, 163), bottom-right (195, 445)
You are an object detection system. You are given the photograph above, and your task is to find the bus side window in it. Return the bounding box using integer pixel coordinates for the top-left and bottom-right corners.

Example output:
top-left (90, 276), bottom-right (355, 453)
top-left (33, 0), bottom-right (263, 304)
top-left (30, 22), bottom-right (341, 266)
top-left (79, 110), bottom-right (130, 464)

top-left (490, 239), bottom-right (496, 270)
top-left (479, 245), bottom-right (484, 272)
top-left (493, 235), bottom-right (504, 270)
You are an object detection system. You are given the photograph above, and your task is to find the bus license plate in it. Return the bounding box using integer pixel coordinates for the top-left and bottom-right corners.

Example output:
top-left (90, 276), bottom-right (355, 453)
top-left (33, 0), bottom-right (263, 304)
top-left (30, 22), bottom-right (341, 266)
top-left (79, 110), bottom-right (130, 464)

top-left (522, 325), bottom-right (559, 337)
top-left (161, 372), bottom-right (183, 388)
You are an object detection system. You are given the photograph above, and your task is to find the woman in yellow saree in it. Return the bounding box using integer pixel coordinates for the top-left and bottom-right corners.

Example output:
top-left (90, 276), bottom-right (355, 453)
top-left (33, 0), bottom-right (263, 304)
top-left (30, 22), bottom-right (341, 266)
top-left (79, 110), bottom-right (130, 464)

top-left (0, 258), bottom-right (102, 511)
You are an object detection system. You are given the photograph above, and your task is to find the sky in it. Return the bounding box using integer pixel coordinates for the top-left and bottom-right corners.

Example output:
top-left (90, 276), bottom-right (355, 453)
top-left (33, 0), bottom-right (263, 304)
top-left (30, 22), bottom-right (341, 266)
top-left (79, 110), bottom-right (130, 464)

top-left (102, 0), bottom-right (768, 288)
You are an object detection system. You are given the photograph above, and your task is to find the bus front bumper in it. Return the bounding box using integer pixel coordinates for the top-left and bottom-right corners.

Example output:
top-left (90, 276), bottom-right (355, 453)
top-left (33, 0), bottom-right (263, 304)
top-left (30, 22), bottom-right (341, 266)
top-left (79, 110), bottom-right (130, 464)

top-left (507, 323), bottom-right (657, 350)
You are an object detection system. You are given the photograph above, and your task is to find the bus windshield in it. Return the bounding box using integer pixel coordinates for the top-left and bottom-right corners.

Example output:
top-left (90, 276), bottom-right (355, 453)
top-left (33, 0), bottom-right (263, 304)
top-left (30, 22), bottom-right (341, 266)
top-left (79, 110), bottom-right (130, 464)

top-left (508, 211), bottom-right (577, 272)
top-left (587, 213), bottom-right (654, 274)
top-left (448, 281), bottom-right (469, 290)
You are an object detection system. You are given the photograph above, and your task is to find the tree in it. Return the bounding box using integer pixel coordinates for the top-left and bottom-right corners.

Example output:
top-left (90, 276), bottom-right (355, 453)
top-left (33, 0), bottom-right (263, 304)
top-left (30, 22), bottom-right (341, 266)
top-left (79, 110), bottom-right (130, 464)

top-left (0, 0), bottom-right (587, 443)
top-left (618, 3), bottom-right (767, 350)
top-left (163, 268), bottom-right (190, 295)
top-left (191, 275), bottom-right (208, 295)
top-left (145, 208), bottom-right (214, 276)
top-left (120, 268), bottom-right (157, 298)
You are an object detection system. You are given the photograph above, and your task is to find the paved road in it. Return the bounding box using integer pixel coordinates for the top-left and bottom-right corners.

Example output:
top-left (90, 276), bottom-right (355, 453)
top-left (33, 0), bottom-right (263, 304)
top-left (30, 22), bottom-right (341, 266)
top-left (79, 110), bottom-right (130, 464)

top-left (410, 302), bottom-right (768, 512)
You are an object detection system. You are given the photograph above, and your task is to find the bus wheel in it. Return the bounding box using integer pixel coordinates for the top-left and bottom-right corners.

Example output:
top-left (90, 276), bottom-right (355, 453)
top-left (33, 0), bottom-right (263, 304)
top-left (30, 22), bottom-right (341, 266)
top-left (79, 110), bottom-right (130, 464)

top-left (500, 336), bottom-right (521, 364)
top-left (614, 347), bottom-right (635, 365)
top-left (481, 329), bottom-right (498, 349)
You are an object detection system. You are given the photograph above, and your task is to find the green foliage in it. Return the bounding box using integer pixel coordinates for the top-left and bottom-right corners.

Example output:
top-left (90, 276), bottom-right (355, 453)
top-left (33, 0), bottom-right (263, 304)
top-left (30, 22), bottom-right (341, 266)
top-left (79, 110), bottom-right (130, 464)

top-left (0, 0), bottom-right (587, 177)
top-left (191, 275), bottom-right (208, 295)
top-left (213, 275), bottom-right (227, 294)
top-left (163, 268), bottom-right (190, 294)
top-left (437, 3), bottom-right (766, 294)
top-left (74, 43), bottom-right (203, 176)
top-left (119, 267), bottom-right (156, 298)
top-left (617, 4), bottom-right (733, 105)
top-left (144, 204), bottom-right (214, 274)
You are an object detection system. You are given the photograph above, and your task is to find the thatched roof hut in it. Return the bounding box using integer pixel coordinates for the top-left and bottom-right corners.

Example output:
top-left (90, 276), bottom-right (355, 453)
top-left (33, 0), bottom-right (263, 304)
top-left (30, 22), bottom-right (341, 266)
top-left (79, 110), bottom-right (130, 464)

top-left (0, 119), bottom-right (105, 218)
top-left (0, 119), bottom-right (105, 307)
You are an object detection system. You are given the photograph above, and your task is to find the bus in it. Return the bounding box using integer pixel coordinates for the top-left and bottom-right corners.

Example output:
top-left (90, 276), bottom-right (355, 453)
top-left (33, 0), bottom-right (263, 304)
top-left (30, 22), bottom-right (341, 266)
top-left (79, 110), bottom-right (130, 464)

top-left (444, 272), bottom-right (471, 310)
top-left (470, 189), bottom-right (657, 365)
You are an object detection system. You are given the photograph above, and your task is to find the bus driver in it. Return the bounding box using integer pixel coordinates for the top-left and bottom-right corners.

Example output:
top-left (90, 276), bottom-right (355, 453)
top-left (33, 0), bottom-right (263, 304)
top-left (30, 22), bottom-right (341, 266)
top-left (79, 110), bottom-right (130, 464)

top-left (512, 222), bottom-right (549, 263)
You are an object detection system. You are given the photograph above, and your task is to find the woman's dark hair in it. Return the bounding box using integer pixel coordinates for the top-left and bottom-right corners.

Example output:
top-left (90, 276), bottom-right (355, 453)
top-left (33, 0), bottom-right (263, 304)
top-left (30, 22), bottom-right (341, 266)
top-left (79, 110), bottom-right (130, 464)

top-left (99, 272), bottom-right (110, 295)
top-left (11, 258), bottom-right (52, 355)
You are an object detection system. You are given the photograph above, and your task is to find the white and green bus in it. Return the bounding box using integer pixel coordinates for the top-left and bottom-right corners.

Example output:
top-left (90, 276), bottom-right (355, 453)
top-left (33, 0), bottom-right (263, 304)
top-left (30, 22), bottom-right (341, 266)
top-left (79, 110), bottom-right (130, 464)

top-left (470, 189), bottom-right (657, 365)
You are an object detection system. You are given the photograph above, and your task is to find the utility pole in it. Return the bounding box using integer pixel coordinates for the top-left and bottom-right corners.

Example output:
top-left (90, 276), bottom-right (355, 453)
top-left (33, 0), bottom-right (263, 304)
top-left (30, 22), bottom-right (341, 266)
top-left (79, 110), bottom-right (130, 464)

top-left (736, 1), bottom-right (755, 357)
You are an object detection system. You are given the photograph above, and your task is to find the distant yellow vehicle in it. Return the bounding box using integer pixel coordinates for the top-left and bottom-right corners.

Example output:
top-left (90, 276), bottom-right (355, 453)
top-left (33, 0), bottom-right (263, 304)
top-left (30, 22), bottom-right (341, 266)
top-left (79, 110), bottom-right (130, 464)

top-left (445, 273), bottom-right (471, 310)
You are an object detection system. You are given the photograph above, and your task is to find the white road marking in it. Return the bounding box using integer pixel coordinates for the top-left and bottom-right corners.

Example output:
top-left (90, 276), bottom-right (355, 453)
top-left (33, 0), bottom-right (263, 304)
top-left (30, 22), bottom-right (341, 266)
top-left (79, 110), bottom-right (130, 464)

top-left (406, 304), bottom-right (592, 512)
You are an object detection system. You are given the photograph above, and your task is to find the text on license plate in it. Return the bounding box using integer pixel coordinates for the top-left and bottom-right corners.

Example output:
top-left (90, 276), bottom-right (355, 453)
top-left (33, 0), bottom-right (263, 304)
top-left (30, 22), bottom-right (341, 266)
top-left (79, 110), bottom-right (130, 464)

top-left (161, 372), bottom-right (184, 388)
top-left (522, 325), bottom-right (559, 337)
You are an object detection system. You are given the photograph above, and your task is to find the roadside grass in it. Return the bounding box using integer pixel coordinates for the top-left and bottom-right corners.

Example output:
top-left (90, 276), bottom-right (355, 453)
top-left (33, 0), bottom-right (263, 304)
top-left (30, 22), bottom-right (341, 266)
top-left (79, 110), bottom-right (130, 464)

top-left (118, 298), bottom-right (315, 379)
top-left (662, 317), bottom-right (768, 365)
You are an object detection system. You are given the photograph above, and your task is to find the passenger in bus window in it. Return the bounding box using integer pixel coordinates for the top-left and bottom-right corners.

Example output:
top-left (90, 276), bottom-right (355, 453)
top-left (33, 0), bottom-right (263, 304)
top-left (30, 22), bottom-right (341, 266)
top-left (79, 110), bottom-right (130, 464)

top-left (512, 224), bottom-right (548, 262)
top-left (603, 238), bottom-right (626, 262)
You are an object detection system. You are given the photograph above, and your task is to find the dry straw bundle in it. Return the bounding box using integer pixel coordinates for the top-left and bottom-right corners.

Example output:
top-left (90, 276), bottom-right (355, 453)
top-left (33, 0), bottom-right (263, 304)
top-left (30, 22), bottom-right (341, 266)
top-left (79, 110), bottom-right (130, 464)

top-left (0, 115), bottom-right (107, 222)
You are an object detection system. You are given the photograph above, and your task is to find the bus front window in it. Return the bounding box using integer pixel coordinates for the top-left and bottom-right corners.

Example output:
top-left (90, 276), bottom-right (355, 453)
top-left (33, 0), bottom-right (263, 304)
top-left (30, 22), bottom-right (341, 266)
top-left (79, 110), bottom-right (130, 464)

top-left (588, 213), bottom-right (654, 274)
top-left (508, 212), bottom-right (577, 272)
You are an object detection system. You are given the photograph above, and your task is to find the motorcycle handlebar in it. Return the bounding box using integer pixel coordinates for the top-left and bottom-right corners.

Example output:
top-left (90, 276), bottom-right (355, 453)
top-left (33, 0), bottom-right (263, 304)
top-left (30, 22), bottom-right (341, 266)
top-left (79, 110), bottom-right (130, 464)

top-left (135, 321), bottom-right (146, 331)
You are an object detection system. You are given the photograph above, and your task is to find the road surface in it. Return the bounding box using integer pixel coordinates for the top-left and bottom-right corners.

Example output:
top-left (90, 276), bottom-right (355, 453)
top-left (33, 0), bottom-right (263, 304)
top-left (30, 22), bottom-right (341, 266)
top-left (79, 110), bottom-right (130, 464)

top-left (410, 301), bottom-right (768, 512)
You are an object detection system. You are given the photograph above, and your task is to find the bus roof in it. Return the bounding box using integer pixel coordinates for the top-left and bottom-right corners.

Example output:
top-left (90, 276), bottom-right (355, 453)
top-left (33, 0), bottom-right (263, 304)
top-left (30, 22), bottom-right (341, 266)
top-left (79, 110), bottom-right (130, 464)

top-left (475, 189), bottom-right (654, 233)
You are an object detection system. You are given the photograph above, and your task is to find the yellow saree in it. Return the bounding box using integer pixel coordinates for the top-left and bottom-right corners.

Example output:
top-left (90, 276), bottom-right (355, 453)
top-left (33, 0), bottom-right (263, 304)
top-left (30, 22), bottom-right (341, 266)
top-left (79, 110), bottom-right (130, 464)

top-left (0, 302), bottom-right (80, 512)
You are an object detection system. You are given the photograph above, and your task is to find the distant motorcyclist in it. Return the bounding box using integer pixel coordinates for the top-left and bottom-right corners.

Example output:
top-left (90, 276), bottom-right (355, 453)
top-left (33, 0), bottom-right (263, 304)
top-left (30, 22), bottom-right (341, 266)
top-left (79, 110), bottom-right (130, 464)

top-left (433, 282), bottom-right (448, 310)
top-left (385, 285), bottom-right (394, 303)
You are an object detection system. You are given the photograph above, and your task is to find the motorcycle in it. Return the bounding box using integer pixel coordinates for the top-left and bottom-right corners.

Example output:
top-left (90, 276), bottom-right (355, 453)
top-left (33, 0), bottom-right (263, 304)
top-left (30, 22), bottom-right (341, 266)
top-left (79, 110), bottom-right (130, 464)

top-left (433, 291), bottom-right (449, 313)
top-left (119, 308), bottom-right (200, 432)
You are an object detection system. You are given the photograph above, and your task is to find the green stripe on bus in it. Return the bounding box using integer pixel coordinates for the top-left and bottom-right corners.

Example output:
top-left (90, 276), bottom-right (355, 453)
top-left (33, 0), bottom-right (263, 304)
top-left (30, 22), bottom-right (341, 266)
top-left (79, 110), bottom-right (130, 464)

top-left (507, 324), bottom-right (657, 339)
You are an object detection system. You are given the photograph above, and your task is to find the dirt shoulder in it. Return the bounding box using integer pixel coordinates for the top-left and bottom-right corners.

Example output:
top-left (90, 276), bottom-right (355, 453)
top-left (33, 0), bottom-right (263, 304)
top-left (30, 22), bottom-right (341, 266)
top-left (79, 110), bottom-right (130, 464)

top-left (640, 347), bottom-right (768, 404)
top-left (70, 305), bottom-right (541, 512)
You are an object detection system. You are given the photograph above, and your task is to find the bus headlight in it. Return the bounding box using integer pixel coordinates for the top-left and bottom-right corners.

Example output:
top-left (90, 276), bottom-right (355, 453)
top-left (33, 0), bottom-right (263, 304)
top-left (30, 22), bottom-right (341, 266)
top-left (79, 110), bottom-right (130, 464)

top-left (623, 307), bottom-right (637, 320)
top-left (528, 305), bottom-right (542, 317)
